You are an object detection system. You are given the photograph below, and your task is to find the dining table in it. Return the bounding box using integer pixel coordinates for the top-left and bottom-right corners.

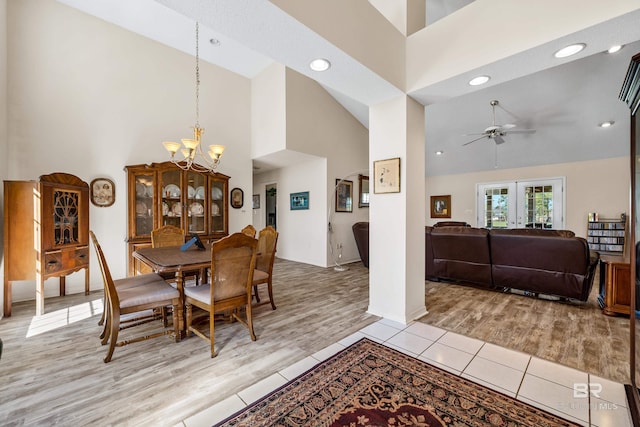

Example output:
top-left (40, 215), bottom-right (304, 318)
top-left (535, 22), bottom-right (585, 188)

top-left (133, 244), bottom-right (212, 339)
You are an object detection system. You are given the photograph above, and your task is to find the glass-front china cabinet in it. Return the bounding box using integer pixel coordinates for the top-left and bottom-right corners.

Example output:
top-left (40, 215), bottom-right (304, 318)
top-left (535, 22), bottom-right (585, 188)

top-left (125, 161), bottom-right (229, 275)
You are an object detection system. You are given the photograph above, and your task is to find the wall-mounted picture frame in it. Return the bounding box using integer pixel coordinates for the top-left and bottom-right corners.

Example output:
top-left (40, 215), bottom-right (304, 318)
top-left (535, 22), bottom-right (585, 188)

top-left (290, 191), bottom-right (309, 210)
top-left (230, 187), bottom-right (244, 209)
top-left (430, 195), bottom-right (451, 218)
top-left (335, 179), bottom-right (353, 213)
top-left (373, 157), bottom-right (400, 194)
top-left (358, 174), bottom-right (369, 208)
top-left (90, 177), bottom-right (115, 207)
top-left (252, 194), bottom-right (260, 209)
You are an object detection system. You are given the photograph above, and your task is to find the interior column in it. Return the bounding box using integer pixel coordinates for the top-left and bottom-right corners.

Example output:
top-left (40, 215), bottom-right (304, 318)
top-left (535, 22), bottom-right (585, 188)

top-left (368, 94), bottom-right (427, 324)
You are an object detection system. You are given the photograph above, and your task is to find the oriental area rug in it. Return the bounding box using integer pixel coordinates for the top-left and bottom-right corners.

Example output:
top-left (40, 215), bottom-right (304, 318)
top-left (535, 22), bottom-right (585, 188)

top-left (215, 338), bottom-right (579, 427)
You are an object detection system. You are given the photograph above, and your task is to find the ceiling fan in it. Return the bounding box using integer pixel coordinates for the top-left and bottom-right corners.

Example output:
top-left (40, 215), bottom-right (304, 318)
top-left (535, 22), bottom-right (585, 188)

top-left (463, 100), bottom-right (536, 146)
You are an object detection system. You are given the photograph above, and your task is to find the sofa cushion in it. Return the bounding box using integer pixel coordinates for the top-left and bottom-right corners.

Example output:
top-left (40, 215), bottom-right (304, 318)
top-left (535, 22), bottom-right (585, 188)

top-left (489, 229), bottom-right (597, 301)
top-left (430, 227), bottom-right (492, 287)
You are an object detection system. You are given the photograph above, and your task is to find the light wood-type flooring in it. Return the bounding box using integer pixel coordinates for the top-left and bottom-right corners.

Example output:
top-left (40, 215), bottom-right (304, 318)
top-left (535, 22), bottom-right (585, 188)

top-left (0, 259), bottom-right (630, 426)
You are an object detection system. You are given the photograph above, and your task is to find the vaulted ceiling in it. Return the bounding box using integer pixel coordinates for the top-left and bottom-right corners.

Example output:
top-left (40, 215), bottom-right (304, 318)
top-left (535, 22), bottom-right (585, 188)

top-left (55, 0), bottom-right (640, 175)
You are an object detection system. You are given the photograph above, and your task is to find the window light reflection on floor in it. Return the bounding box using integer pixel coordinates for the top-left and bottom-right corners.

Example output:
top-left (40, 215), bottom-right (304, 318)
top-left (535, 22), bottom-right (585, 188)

top-left (26, 299), bottom-right (104, 338)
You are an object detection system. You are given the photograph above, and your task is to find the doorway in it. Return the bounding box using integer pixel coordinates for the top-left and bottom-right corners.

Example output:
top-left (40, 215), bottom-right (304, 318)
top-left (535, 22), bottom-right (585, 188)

top-left (477, 177), bottom-right (565, 229)
top-left (265, 183), bottom-right (277, 229)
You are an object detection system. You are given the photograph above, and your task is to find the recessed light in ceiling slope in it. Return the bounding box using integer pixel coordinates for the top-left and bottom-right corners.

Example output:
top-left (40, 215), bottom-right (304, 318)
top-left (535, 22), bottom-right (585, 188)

top-left (468, 75), bottom-right (490, 86)
top-left (607, 45), bottom-right (623, 54)
top-left (309, 58), bottom-right (331, 72)
top-left (554, 43), bottom-right (586, 58)
top-left (599, 121), bottom-right (615, 128)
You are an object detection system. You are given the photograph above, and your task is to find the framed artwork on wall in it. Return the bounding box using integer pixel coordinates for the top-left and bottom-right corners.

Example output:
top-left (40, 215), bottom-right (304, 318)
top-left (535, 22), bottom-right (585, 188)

top-left (90, 177), bottom-right (115, 207)
top-left (290, 191), bottom-right (309, 210)
top-left (373, 157), bottom-right (400, 194)
top-left (358, 174), bottom-right (369, 208)
top-left (230, 187), bottom-right (244, 209)
top-left (335, 179), bottom-right (353, 213)
top-left (430, 195), bottom-right (451, 218)
top-left (252, 194), bottom-right (260, 209)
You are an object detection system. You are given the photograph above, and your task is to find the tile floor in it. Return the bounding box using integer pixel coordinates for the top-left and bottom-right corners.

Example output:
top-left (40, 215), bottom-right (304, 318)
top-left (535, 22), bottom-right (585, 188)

top-left (179, 319), bottom-right (632, 427)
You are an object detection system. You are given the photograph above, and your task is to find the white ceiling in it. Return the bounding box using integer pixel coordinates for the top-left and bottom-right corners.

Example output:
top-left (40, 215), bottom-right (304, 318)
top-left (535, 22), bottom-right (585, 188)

top-left (55, 0), bottom-right (640, 175)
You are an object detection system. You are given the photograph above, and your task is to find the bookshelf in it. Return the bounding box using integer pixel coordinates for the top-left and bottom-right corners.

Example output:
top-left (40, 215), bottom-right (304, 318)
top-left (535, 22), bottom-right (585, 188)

top-left (586, 216), bottom-right (627, 255)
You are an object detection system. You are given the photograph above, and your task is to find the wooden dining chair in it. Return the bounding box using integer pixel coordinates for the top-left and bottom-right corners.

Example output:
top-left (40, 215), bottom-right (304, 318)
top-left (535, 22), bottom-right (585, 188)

top-left (241, 224), bottom-right (257, 238)
top-left (184, 233), bottom-right (257, 358)
top-left (90, 231), bottom-right (181, 363)
top-left (151, 225), bottom-right (200, 285)
top-left (252, 226), bottom-right (279, 310)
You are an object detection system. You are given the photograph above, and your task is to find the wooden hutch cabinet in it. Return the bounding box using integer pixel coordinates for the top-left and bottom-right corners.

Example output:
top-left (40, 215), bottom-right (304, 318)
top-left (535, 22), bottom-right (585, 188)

top-left (3, 173), bottom-right (90, 316)
top-left (125, 161), bottom-right (229, 275)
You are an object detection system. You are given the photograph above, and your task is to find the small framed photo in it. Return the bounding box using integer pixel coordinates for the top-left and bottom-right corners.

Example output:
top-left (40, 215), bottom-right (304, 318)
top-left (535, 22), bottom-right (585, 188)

top-left (252, 194), bottom-right (260, 209)
top-left (290, 191), bottom-right (309, 210)
top-left (90, 178), bottom-right (115, 207)
top-left (230, 187), bottom-right (244, 209)
top-left (373, 157), bottom-right (400, 194)
top-left (430, 195), bottom-right (451, 218)
top-left (335, 179), bottom-right (353, 213)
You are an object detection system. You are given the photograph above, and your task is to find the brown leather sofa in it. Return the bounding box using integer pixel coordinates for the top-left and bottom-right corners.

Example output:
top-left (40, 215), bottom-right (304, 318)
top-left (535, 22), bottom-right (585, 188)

top-left (430, 226), bottom-right (493, 288)
top-left (426, 226), bottom-right (600, 302)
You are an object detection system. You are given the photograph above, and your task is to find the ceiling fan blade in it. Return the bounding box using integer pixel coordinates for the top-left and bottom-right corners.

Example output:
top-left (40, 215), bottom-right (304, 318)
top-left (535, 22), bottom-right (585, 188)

top-left (462, 135), bottom-right (489, 146)
top-left (506, 129), bottom-right (536, 134)
top-left (493, 135), bottom-right (506, 145)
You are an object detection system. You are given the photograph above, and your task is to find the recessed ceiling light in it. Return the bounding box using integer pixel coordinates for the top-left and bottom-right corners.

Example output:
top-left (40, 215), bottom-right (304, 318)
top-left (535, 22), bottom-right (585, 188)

top-left (607, 45), bottom-right (623, 54)
top-left (209, 38), bottom-right (221, 46)
top-left (309, 58), bottom-right (331, 72)
top-left (435, 150), bottom-right (444, 156)
top-left (599, 121), bottom-right (615, 128)
top-left (554, 43), bottom-right (586, 58)
top-left (468, 75), bottom-right (490, 86)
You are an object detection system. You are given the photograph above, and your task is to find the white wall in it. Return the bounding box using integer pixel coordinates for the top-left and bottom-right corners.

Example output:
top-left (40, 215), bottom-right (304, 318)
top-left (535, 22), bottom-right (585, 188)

top-left (253, 157), bottom-right (327, 266)
top-left (284, 68), bottom-right (369, 266)
top-left (426, 156), bottom-right (630, 239)
top-left (4, 0), bottom-right (251, 306)
top-left (251, 63), bottom-right (287, 159)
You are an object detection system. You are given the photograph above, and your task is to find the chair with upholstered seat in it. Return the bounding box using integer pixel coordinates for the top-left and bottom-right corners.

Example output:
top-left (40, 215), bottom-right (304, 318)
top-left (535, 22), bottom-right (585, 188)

top-left (151, 225), bottom-right (200, 285)
top-left (90, 231), bottom-right (181, 363)
top-left (185, 232), bottom-right (258, 357)
top-left (241, 224), bottom-right (257, 238)
top-left (252, 226), bottom-right (278, 309)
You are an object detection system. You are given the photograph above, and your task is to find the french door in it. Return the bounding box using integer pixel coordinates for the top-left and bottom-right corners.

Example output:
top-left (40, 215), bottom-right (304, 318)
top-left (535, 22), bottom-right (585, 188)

top-left (477, 178), bottom-right (565, 229)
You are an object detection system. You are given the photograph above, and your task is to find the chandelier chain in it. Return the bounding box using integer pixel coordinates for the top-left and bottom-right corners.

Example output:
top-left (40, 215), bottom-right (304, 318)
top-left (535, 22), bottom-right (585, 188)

top-left (195, 21), bottom-right (200, 129)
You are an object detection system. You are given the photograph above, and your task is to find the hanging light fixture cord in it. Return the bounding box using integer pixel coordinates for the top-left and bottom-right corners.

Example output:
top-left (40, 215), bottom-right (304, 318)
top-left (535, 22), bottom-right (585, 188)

top-left (195, 21), bottom-right (200, 131)
top-left (161, 21), bottom-right (225, 173)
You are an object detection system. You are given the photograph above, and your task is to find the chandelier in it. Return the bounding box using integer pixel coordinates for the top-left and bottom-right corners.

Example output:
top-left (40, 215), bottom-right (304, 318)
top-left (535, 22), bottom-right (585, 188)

top-left (162, 22), bottom-right (224, 173)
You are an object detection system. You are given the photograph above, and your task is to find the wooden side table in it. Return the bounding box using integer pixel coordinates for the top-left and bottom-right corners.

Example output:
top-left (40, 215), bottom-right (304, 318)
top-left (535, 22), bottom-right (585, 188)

top-left (599, 258), bottom-right (632, 316)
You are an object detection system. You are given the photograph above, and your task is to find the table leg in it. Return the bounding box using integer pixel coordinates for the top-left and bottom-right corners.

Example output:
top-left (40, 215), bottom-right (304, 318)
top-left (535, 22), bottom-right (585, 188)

top-left (175, 271), bottom-right (186, 339)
